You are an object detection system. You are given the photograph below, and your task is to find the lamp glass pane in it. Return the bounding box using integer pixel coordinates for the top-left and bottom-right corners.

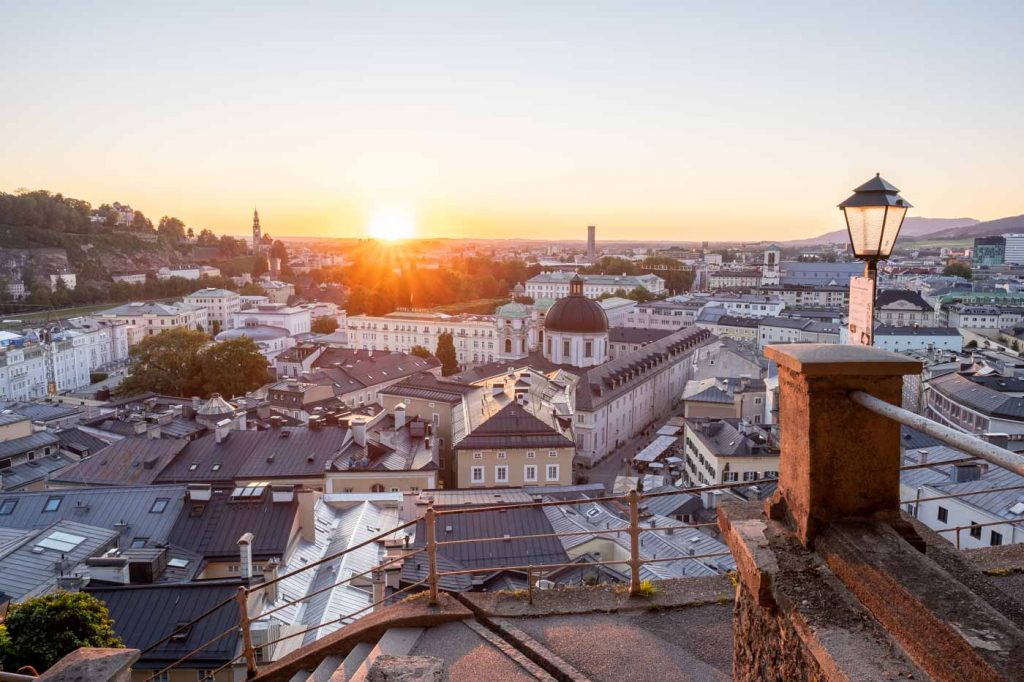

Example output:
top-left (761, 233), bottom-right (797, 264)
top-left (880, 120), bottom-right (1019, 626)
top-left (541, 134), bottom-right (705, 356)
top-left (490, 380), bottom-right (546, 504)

top-left (844, 206), bottom-right (888, 257)
top-left (879, 206), bottom-right (907, 258)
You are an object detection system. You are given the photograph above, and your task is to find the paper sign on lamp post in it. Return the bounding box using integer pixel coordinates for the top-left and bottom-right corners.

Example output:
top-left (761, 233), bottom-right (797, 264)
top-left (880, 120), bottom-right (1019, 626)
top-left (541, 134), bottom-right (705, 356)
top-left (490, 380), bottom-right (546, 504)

top-left (839, 174), bottom-right (912, 346)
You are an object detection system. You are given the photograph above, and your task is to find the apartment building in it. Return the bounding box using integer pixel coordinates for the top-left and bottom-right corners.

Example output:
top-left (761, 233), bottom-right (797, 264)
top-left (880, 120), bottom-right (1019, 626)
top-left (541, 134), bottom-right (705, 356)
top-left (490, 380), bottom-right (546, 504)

top-left (231, 303), bottom-right (311, 337)
top-left (623, 299), bottom-right (703, 330)
top-left (947, 304), bottom-right (1024, 330)
top-left (525, 271), bottom-right (666, 300)
top-left (455, 402), bottom-right (574, 488)
top-left (681, 417), bottom-right (779, 486)
top-left (707, 270), bottom-right (760, 289)
top-left (757, 317), bottom-right (841, 350)
top-left (96, 301), bottom-right (209, 345)
top-left (184, 288), bottom-right (242, 330)
top-left (758, 284), bottom-right (849, 308)
top-left (874, 290), bottom-right (935, 327)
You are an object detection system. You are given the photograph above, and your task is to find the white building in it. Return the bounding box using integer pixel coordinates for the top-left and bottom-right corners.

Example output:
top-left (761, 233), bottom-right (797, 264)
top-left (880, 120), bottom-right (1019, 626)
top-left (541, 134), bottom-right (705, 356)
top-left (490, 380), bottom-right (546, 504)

top-left (526, 272), bottom-right (665, 300)
top-left (0, 345), bottom-right (48, 400)
top-left (1004, 234), bottom-right (1024, 265)
top-left (184, 288), bottom-right (242, 331)
top-left (757, 317), bottom-right (841, 351)
top-left (156, 265), bottom-right (222, 281)
top-left (947, 305), bottom-right (1024, 331)
top-left (231, 303), bottom-right (311, 337)
top-left (49, 273), bottom-right (77, 291)
top-left (111, 272), bottom-right (148, 285)
top-left (872, 327), bottom-right (963, 353)
top-left (598, 297), bottom-right (637, 327)
top-left (623, 300), bottom-right (704, 330)
top-left (702, 294), bottom-right (785, 319)
top-left (258, 278), bottom-right (295, 304)
top-left (95, 301), bottom-right (209, 346)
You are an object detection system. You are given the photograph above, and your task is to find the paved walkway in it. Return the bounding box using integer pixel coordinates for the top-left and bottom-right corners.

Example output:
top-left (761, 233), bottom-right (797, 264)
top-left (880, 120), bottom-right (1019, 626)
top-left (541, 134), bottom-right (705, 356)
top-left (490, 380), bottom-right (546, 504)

top-left (583, 405), bottom-right (687, 492)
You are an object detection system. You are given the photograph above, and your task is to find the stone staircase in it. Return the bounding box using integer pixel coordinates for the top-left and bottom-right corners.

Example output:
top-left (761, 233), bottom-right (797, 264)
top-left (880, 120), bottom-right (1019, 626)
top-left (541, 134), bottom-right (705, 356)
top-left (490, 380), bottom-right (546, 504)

top-left (289, 627), bottom-right (428, 682)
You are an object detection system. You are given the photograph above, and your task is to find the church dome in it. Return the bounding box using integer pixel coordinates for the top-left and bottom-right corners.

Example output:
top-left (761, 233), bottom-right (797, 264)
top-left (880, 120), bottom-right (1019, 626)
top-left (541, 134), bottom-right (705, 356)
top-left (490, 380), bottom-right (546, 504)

top-left (544, 274), bottom-right (608, 334)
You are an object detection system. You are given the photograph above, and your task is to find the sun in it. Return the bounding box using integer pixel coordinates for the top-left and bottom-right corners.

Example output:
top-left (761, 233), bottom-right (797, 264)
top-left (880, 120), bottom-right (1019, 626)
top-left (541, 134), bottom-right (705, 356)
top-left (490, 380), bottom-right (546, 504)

top-left (366, 207), bottom-right (417, 242)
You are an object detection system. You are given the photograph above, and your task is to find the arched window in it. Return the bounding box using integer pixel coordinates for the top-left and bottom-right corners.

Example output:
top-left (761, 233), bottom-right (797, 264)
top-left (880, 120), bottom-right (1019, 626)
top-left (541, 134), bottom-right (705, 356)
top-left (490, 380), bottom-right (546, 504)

top-left (504, 338), bottom-right (512, 354)
top-left (371, 484), bottom-right (385, 493)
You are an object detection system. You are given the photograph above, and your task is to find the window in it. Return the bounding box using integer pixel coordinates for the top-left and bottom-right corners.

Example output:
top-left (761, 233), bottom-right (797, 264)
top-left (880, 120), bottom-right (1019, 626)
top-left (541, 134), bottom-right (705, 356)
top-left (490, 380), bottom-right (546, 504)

top-left (723, 471), bottom-right (738, 482)
top-left (527, 451), bottom-right (536, 459)
top-left (742, 471), bottom-right (758, 482)
top-left (548, 450), bottom-right (557, 458)
top-left (188, 462), bottom-right (199, 471)
top-left (151, 673), bottom-right (170, 682)
top-left (131, 537), bottom-right (149, 549)
top-left (969, 522), bottom-right (982, 539)
top-left (0, 458), bottom-right (10, 470)
top-left (471, 466), bottom-right (484, 483)
top-left (43, 496), bottom-right (63, 512)
top-left (497, 451), bottom-right (507, 459)
top-left (473, 452), bottom-right (482, 460)
top-left (585, 340), bottom-right (593, 358)
top-left (0, 499), bottom-right (16, 516)
top-left (546, 464), bottom-right (560, 481)
top-left (562, 339), bottom-right (570, 356)
top-left (495, 465), bottom-right (508, 483)
top-left (524, 465), bottom-right (538, 482)
top-left (937, 506), bottom-right (948, 523)
top-left (150, 498), bottom-right (169, 513)
top-left (37, 530), bottom-right (86, 552)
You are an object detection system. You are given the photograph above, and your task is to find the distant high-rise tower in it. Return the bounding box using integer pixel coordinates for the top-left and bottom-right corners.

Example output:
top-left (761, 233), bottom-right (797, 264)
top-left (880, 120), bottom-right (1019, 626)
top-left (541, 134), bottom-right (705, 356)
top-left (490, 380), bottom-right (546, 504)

top-left (587, 225), bottom-right (596, 261)
top-left (252, 209), bottom-right (262, 253)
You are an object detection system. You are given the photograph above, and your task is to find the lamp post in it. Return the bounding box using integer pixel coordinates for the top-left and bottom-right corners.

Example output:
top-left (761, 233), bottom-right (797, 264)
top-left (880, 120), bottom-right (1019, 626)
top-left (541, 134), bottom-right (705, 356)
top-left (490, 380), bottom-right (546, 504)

top-left (839, 174), bottom-right (912, 346)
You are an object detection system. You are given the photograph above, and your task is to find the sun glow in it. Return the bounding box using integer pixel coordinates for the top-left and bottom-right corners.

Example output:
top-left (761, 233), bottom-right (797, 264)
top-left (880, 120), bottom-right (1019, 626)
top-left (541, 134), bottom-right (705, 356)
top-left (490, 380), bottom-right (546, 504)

top-left (366, 207), bottom-right (417, 241)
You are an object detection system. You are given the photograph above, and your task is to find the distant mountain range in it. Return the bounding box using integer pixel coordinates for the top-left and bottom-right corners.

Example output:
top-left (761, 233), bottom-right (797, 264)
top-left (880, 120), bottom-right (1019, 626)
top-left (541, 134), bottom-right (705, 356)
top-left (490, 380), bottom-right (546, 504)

top-left (786, 217), bottom-right (980, 246)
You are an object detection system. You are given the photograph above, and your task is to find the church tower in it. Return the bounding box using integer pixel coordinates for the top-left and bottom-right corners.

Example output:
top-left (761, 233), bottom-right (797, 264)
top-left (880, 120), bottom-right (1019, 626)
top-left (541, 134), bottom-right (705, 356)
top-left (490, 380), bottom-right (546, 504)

top-left (252, 209), bottom-right (262, 254)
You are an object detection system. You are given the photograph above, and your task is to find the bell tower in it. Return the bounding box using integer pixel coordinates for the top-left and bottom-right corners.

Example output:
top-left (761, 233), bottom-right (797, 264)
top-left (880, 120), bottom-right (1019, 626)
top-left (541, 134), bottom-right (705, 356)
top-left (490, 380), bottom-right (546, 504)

top-left (252, 209), bottom-right (262, 254)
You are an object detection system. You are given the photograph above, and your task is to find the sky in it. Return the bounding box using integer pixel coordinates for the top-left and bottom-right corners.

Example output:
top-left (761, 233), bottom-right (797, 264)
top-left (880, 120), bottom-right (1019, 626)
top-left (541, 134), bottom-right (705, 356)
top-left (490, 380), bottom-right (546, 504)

top-left (2, 1), bottom-right (1023, 242)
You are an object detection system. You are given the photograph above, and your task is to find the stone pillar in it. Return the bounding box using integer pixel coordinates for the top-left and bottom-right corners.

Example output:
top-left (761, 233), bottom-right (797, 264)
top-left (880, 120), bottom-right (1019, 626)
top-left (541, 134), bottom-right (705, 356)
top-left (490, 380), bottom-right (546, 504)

top-left (763, 343), bottom-right (921, 545)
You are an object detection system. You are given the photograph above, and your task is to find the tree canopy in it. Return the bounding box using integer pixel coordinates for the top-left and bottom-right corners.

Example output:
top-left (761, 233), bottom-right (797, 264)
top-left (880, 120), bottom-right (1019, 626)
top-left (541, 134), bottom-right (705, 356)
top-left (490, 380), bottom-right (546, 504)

top-left (435, 332), bottom-right (459, 376)
top-left (1, 592), bottom-right (123, 673)
top-left (311, 316), bottom-right (339, 334)
top-left (410, 345), bottom-right (433, 359)
top-left (943, 262), bottom-right (972, 279)
top-left (117, 329), bottom-right (269, 398)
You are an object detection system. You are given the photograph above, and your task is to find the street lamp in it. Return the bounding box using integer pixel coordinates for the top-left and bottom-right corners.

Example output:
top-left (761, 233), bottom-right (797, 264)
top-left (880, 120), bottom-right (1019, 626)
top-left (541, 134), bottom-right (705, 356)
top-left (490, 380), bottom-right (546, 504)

top-left (839, 174), bottom-right (911, 345)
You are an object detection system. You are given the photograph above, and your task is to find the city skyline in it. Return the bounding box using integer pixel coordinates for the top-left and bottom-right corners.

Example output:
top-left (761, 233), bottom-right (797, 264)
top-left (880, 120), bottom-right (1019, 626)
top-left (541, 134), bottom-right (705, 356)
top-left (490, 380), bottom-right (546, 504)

top-left (3, 2), bottom-right (1022, 241)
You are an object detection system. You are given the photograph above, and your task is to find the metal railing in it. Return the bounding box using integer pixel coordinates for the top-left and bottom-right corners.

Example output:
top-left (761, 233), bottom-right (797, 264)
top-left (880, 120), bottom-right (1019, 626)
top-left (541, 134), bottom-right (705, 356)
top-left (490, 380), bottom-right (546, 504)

top-left (140, 477), bottom-right (775, 680)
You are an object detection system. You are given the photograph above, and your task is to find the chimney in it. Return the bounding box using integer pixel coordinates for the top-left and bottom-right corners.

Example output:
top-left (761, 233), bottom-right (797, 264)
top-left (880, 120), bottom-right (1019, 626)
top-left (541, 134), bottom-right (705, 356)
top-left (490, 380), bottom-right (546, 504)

top-left (371, 569), bottom-right (385, 609)
top-left (394, 402), bottom-right (407, 430)
top-left (984, 433), bottom-right (1010, 450)
top-left (263, 558), bottom-right (280, 603)
top-left (57, 574), bottom-right (86, 593)
top-left (133, 420), bottom-right (148, 435)
top-left (297, 489), bottom-right (319, 542)
top-left (147, 425), bottom-right (161, 439)
top-left (237, 532), bottom-right (254, 581)
top-left (351, 416), bottom-right (367, 448)
top-left (192, 396), bottom-right (202, 411)
top-left (114, 519), bottom-right (130, 550)
top-left (215, 418), bottom-right (232, 444)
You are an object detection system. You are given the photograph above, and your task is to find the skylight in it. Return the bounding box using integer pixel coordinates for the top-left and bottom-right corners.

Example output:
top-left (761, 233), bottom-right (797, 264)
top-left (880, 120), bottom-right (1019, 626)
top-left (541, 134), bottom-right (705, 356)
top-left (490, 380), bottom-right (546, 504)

top-left (37, 530), bottom-right (86, 553)
top-left (167, 558), bottom-right (190, 568)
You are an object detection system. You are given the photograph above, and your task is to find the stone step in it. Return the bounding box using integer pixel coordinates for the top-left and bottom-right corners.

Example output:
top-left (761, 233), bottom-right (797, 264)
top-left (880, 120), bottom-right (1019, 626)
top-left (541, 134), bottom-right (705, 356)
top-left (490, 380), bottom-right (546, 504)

top-left (336, 641), bottom-right (374, 681)
top-left (347, 627), bottom-right (425, 682)
top-left (310, 654), bottom-right (344, 682)
top-left (288, 672), bottom-right (311, 682)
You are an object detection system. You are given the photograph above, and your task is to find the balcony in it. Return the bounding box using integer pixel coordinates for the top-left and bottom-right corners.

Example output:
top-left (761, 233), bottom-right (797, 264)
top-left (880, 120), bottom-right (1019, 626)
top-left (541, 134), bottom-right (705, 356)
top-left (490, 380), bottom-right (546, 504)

top-left (48, 344), bottom-right (1024, 681)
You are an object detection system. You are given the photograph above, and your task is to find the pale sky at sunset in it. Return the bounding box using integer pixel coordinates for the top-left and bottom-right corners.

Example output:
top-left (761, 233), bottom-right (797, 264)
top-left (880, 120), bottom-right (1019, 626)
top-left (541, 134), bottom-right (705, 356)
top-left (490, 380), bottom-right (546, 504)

top-left (2, 2), bottom-right (1022, 241)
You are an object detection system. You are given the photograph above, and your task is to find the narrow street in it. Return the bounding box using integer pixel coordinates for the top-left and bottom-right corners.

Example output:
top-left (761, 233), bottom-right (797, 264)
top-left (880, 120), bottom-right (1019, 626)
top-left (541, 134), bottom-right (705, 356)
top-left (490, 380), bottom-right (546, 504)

top-left (582, 407), bottom-right (685, 491)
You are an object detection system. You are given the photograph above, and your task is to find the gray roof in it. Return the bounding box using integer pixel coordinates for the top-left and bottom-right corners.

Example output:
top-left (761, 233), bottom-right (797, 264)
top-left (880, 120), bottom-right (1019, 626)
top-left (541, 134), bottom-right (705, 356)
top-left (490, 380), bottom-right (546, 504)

top-left (402, 506), bottom-right (568, 590)
top-left (3, 402), bottom-right (83, 423)
top-left (50, 436), bottom-right (187, 486)
top-left (310, 349), bottom-right (441, 390)
top-left (875, 289), bottom-right (934, 311)
top-left (929, 372), bottom-right (1024, 420)
top-left (684, 418), bottom-right (777, 457)
top-left (0, 413), bottom-right (29, 427)
top-left (1, 452), bottom-right (79, 491)
top-left (56, 427), bottom-right (111, 456)
top-left (167, 487), bottom-right (298, 560)
top-left (419, 488), bottom-right (536, 507)
top-left (379, 373), bottom-right (478, 404)
top-left (575, 327), bottom-right (715, 412)
top-left (88, 581), bottom-right (242, 669)
top-left (100, 301), bottom-right (196, 317)
top-left (875, 326), bottom-right (960, 337)
top-left (0, 485), bottom-right (188, 547)
top-left (0, 431), bottom-right (60, 459)
top-left (455, 402), bottom-right (574, 451)
top-left (608, 328), bottom-right (674, 345)
top-left (0, 520), bottom-right (118, 602)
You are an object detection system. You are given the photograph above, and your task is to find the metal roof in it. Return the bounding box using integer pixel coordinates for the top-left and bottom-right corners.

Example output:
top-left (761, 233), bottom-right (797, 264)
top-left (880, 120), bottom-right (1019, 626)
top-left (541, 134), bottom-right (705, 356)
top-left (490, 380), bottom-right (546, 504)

top-left (901, 445), bottom-right (1024, 519)
top-left (0, 520), bottom-right (118, 601)
top-left (88, 581), bottom-right (242, 669)
top-left (608, 328), bottom-right (674, 345)
top-left (3, 402), bottom-right (83, 422)
top-left (455, 402), bottom-right (574, 451)
top-left (633, 436), bottom-right (678, 464)
top-left (0, 431), bottom-right (59, 459)
top-left (0, 484), bottom-right (188, 547)
top-left (929, 372), bottom-right (1024, 420)
top-left (1, 452), bottom-right (78, 490)
top-left (50, 436), bottom-right (187, 486)
top-left (167, 487), bottom-right (298, 560)
top-left (56, 427), bottom-right (111, 456)
top-left (378, 374), bottom-right (479, 404)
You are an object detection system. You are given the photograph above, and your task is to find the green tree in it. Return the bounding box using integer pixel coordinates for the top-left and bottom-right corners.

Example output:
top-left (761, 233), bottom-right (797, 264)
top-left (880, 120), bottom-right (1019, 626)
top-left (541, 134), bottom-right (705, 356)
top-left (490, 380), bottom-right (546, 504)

top-left (239, 282), bottom-right (264, 296)
top-left (435, 332), bottom-right (459, 376)
top-left (943, 262), bottom-right (972, 279)
top-left (410, 345), bottom-right (433, 359)
top-left (311, 316), bottom-right (339, 334)
top-left (198, 337), bottom-right (269, 398)
top-left (196, 228), bottom-right (219, 246)
top-left (117, 327), bottom-right (209, 396)
top-left (1, 592), bottom-right (123, 673)
top-left (157, 216), bottom-right (186, 242)
top-left (626, 286), bottom-right (658, 303)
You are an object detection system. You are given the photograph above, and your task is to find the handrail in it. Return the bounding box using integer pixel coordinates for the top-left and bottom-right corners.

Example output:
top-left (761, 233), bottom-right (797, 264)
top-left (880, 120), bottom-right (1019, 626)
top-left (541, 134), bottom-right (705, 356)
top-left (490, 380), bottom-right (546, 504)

top-left (849, 389), bottom-right (1024, 477)
top-left (434, 550), bottom-right (734, 578)
top-left (434, 522), bottom-right (717, 548)
top-left (137, 593), bottom-right (237, 656)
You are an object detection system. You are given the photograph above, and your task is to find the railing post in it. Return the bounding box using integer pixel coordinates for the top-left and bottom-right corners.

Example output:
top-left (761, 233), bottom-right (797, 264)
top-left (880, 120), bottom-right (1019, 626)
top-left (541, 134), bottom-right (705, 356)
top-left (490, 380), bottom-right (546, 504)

top-left (425, 503), bottom-right (439, 605)
top-left (527, 565), bottom-right (534, 604)
top-left (627, 489), bottom-right (641, 597)
top-left (235, 586), bottom-right (258, 679)
top-left (956, 526), bottom-right (962, 550)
